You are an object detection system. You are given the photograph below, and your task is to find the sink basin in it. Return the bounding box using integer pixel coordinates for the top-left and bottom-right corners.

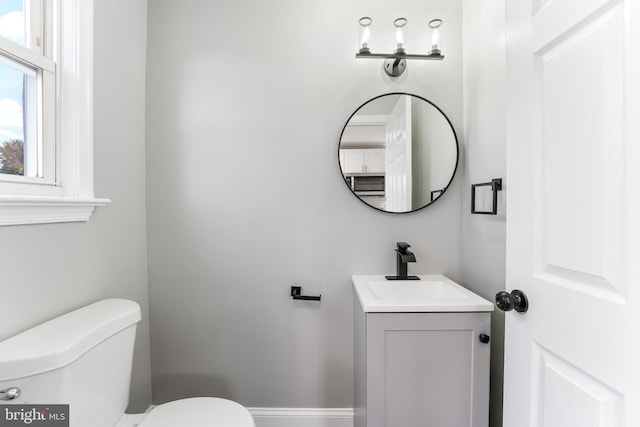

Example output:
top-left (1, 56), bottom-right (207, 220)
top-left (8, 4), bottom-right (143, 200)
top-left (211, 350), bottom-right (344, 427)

top-left (353, 275), bottom-right (494, 312)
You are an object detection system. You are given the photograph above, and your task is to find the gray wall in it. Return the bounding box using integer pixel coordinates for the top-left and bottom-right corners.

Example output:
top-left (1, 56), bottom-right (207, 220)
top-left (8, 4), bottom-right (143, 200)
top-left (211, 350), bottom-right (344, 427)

top-left (462, 1), bottom-right (507, 426)
top-left (146, 0), bottom-right (463, 407)
top-left (411, 99), bottom-right (458, 207)
top-left (0, 0), bottom-right (151, 412)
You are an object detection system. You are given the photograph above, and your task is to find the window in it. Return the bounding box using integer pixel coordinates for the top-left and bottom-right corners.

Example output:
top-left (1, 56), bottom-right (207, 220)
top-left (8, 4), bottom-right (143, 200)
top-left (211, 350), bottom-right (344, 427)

top-left (0, 0), bottom-right (109, 226)
top-left (0, 0), bottom-right (53, 184)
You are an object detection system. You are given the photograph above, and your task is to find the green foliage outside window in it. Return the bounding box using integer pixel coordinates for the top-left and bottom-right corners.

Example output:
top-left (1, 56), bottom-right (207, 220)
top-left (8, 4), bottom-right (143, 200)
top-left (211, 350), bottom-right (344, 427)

top-left (0, 139), bottom-right (24, 175)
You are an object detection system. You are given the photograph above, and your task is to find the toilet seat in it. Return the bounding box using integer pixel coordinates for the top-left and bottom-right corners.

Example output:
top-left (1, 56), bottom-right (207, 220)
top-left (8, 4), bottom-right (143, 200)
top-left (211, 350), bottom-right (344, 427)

top-left (137, 397), bottom-right (255, 427)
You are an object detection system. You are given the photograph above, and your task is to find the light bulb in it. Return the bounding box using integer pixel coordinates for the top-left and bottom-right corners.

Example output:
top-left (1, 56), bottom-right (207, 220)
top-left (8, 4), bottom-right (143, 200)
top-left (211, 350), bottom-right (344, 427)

top-left (431, 28), bottom-right (440, 46)
top-left (396, 28), bottom-right (404, 46)
top-left (394, 18), bottom-right (407, 54)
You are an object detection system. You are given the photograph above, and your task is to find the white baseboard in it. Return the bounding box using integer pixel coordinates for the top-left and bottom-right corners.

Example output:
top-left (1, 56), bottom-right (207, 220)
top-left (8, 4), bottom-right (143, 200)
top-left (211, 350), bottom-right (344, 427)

top-left (248, 408), bottom-right (354, 427)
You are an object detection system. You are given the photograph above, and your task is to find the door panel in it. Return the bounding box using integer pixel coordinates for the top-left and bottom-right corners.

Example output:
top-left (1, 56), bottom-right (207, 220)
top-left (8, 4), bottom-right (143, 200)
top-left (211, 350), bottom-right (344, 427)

top-left (532, 346), bottom-right (623, 427)
top-left (385, 96), bottom-right (412, 211)
top-left (535, 2), bottom-right (625, 299)
top-left (504, 0), bottom-right (640, 425)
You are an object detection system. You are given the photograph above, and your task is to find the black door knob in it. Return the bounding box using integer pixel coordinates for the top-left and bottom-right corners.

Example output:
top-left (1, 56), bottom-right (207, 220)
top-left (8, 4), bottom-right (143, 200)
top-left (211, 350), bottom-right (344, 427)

top-left (479, 334), bottom-right (490, 344)
top-left (495, 291), bottom-right (514, 311)
top-left (495, 289), bottom-right (529, 313)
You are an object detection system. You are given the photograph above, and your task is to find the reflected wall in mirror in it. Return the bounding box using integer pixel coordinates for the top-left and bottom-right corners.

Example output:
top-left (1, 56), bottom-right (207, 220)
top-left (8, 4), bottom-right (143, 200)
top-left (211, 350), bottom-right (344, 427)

top-left (338, 93), bottom-right (459, 213)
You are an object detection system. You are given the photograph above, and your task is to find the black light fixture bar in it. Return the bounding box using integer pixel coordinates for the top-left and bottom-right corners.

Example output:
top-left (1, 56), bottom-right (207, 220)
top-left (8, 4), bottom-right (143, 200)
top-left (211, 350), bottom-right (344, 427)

top-left (356, 53), bottom-right (444, 60)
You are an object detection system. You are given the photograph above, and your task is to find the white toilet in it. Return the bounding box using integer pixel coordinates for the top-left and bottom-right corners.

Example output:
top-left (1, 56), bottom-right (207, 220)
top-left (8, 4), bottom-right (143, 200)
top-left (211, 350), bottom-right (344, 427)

top-left (0, 299), bottom-right (255, 427)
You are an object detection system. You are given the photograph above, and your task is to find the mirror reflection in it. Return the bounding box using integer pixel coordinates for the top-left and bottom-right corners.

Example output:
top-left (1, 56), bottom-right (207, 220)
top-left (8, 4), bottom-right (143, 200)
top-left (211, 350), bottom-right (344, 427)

top-left (338, 93), bottom-right (458, 213)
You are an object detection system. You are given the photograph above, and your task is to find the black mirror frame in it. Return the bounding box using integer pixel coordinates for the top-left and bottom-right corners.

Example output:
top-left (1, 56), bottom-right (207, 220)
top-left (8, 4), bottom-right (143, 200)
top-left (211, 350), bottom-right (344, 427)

top-left (338, 92), bottom-right (459, 214)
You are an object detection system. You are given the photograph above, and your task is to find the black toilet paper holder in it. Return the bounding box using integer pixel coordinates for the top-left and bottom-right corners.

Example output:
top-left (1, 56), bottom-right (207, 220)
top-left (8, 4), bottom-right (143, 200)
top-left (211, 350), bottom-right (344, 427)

top-left (291, 286), bottom-right (321, 301)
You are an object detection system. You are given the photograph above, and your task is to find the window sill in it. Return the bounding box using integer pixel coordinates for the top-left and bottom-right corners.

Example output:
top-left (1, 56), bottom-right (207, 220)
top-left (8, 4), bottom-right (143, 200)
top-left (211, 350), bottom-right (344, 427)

top-left (0, 196), bottom-right (111, 226)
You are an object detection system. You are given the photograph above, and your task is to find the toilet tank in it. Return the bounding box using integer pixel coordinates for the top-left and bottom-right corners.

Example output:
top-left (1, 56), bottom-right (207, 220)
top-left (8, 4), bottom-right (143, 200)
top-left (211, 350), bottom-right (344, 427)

top-left (0, 299), bottom-right (141, 427)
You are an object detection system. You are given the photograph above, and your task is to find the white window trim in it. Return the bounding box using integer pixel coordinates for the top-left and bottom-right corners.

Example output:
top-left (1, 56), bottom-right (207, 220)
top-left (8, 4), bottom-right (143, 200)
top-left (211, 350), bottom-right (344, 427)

top-left (0, 0), bottom-right (110, 226)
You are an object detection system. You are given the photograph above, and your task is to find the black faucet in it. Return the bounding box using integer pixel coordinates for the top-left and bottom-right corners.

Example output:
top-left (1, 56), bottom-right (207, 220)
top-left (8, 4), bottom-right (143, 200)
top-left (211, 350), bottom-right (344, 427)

top-left (385, 242), bottom-right (420, 280)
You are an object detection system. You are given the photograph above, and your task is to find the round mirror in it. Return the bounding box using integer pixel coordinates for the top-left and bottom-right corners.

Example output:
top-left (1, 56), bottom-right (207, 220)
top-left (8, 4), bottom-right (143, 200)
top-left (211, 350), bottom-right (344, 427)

top-left (338, 93), bottom-right (459, 213)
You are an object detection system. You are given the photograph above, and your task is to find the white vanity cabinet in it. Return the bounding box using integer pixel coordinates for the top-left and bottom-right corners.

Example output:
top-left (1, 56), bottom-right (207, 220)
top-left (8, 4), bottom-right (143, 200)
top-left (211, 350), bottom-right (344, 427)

top-left (352, 275), bottom-right (493, 427)
top-left (341, 149), bottom-right (385, 174)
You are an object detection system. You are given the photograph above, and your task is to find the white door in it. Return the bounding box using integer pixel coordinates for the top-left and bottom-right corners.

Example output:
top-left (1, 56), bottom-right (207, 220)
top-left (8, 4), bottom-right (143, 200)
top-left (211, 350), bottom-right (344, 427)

top-left (385, 95), bottom-right (412, 211)
top-left (504, 0), bottom-right (640, 426)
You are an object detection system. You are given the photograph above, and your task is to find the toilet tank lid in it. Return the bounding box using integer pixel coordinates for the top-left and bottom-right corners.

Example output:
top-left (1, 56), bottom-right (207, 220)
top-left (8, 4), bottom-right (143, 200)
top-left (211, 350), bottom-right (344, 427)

top-left (0, 299), bottom-right (141, 381)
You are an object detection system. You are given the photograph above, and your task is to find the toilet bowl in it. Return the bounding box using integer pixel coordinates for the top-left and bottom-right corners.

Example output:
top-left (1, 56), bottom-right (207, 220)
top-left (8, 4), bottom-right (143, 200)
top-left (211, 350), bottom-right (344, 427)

top-left (0, 299), bottom-right (255, 427)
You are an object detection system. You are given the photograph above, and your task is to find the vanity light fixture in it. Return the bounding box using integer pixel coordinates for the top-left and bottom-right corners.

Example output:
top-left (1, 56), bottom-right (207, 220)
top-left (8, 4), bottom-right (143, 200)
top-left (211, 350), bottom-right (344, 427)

top-left (356, 17), bottom-right (445, 77)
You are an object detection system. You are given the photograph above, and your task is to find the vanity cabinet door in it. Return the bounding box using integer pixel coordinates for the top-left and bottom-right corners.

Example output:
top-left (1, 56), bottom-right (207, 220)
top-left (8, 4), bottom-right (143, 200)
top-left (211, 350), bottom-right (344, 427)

top-left (355, 310), bottom-right (491, 427)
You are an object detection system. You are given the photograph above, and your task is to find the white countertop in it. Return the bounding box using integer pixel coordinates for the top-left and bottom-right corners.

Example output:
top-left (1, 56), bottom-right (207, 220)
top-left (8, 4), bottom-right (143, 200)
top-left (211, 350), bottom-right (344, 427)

top-left (352, 274), bottom-right (495, 313)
